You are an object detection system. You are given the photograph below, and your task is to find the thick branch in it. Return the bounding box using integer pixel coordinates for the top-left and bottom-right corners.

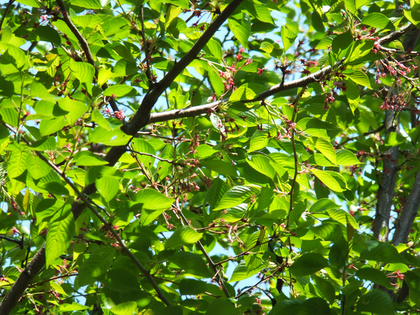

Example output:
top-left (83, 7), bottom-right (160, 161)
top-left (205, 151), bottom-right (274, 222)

top-left (392, 172), bottom-right (420, 245)
top-left (0, 244), bottom-right (46, 313)
top-left (124, 0), bottom-right (244, 135)
top-left (149, 59), bottom-right (344, 124)
top-left (374, 23), bottom-right (420, 242)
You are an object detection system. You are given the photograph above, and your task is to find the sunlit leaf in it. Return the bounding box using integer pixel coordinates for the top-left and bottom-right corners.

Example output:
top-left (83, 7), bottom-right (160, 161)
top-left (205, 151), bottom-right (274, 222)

top-left (165, 226), bottom-right (203, 249)
top-left (96, 175), bottom-right (119, 202)
top-left (214, 185), bottom-right (260, 211)
top-left (46, 204), bottom-right (75, 267)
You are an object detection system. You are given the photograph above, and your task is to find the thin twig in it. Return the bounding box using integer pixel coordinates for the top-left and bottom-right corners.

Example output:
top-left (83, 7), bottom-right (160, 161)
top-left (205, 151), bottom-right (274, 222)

top-left (0, 235), bottom-right (23, 248)
top-left (55, 0), bottom-right (119, 112)
top-left (286, 87), bottom-right (307, 228)
top-left (0, 0), bottom-right (14, 33)
top-left (129, 149), bottom-right (181, 165)
top-left (173, 203), bottom-right (231, 298)
top-left (139, 5), bottom-right (153, 87)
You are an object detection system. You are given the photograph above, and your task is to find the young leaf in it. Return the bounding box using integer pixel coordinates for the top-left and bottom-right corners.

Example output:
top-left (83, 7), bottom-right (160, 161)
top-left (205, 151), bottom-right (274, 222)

top-left (96, 175), bottom-right (119, 203)
top-left (214, 185), bottom-right (259, 211)
top-left (46, 204), bottom-right (75, 267)
top-left (290, 253), bottom-right (329, 277)
top-left (165, 226), bottom-right (203, 249)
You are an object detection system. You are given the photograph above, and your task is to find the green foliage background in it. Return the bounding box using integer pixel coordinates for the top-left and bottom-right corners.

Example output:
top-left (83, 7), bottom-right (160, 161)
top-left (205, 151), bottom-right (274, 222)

top-left (1, 0), bottom-right (420, 314)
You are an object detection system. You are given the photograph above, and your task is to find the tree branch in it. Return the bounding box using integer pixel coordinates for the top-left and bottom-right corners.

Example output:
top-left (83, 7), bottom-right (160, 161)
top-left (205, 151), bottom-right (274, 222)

top-left (0, 0), bottom-right (14, 33)
top-left (123, 0), bottom-right (245, 136)
top-left (392, 171), bottom-right (420, 245)
top-left (374, 23), bottom-right (420, 242)
top-left (149, 58), bottom-right (345, 124)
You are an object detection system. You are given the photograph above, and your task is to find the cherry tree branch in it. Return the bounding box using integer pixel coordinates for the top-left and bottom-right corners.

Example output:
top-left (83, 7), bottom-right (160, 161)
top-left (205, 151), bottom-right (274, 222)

top-left (392, 171), bottom-right (420, 245)
top-left (149, 59), bottom-right (344, 124)
top-left (374, 24), bottom-right (420, 242)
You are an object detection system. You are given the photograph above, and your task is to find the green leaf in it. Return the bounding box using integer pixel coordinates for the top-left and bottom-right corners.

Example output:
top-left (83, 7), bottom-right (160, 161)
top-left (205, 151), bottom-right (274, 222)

top-left (132, 138), bottom-right (156, 166)
top-left (59, 303), bottom-right (89, 312)
top-left (140, 208), bottom-right (166, 226)
top-left (110, 302), bottom-right (137, 315)
top-left (78, 247), bottom-right (116, 286)
top-left (345, 0), bottom-right (356, 14)
top-left (34, 26), bottom-right (61, 45)
top-left (360, 241), bottom-right (407, 263)
top-left (166, 226), bottom-right (203, 249)
top-left (229, 261), bottom-right (260, 282)
top-left (96, 175), bottom-right (119, 203)
top-left (361, 12), bottom-right (391, 29)
top-left (206, 300), bottom-right (237, 315)
top-left (0, 103), bottom-right (18, 127)
top-left (168, 252), bottom-right (211, 277)
top-left (228, 16), bottom-right (251, 49)
top-left (356, 267), bottom-right (394, 289)
top-left (290, 253), bottom-right (329, 277)
top-left (0, 123), bottom-right (9, 144)
top-left (7, 148), bottom-right (28, 179)
top-left (309, 198), bottom-right (340, 213)
top-left (36, 199), bottom-right (65, 223)
top-left (90, 127), bottom-right (131, 146)
top-left (98, 67), bottom-right (114, 87)
top-left (315, 138), bottom-right (336, 164)
top-left (103, 268), bottom-right (140, 292)
top-left (347, 39), bottom-right (374, 64)
top-left (74, 151), bottom-right (108, 166)
top-left (154, 0), bottom-right (189, 9)
top-left (281, 25), bottom-right (297, 52)
top-left (214, 185), bottom-right (259, 211)
top-left (356, 289), bottom-right (395, 315)
top-left (200, 159), bottom-right (237, 177)
top-left (16, 0), bottom-right (41, 7)
top-left (246, 155), bottom-right (276, 178)
top-left (29, 137), bottom-right (56, 151)
top-left (58, 97), bottom-right (88, 126)
top-left (134, 188), bottom-right (174, 210)
top-left (332, 30), bottom-right (353, 54)
top-left (30, 81), bottom-right (55, 102)
top-left (311, 169), bottom-right (345, 192)
top-left (39, 117), bottom-right (65, 136)
top-left (85, 166), bottom-right (116, 185)
top-left (208, 68), bottom-right (225, 96)
top-left (204, 178), bottom-right (228, 210)
top-left (46, 204), bottom-right (75, 267)
top-left (313, 276), bottom-right (335, 304)
top-left (195, 144), bottom-right (218, 159)
top-left (70, 0), bottom-right (110, 9)
top-left (327, 209), bottom-right (359, 229)
top-left (40, 181), bottom-right (69, 196)
top-left (179, 279), bottom-right (208, 295)
top-left (347, 70), bottom-right (372, 89)
top-left (248, 131), bottom-right (269, 152)
top-left (69, 60), bottom-right (95, 92)
top-left (345, 79), bottom-right (360, 113)
top-left (336, 149), bottom-right (361, 166)
top-left (103, 84), bottom-right (134, 97)
top-left (205, 39), bottom-right (222, 60)
top-left (229, 84), bottom-right (257, 102)
top-left (91, 109), bottom-right (123, 130)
